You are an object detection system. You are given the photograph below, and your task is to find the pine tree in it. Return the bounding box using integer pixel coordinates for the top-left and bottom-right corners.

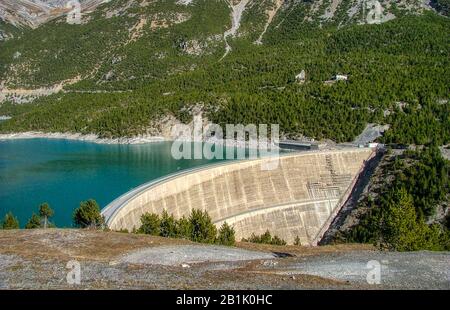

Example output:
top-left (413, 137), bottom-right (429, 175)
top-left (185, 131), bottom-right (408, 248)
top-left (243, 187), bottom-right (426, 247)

top-left (25, 213), bottom-right (41, 229)
top-left (39, 203), bottom-right (54, 229)
top-left (73, 199), bottom-right (104, 229)
top-left (138, 213), bottom-right (160, 235)
top-left (160, 210), bottom-right (177, 238)
top-left (2, 212), bottom-right (19, 229)
top-left (382, 188), bottom-right (427, 251)
top-left (176, 216), bottom-right (192, 239)
top-left (189, 209), bottom-right (217, 244)
top-left (216, 222), bottom-right (235, 246)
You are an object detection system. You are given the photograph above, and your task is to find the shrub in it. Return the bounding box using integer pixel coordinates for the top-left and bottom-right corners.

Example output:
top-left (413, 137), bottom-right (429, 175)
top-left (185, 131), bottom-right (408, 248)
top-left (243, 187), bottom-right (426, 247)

top-left (243, 230), bottom-right (287, 246)
top-left (135, 209), bottom-right (285, 247)
top-left (73, 199), bottom-right (104, 229)
top-left (25, 213), bottom-right (42, 229)
top-left (176, 215), bottom-right (192, 239)
top-left (160, 210), bottom-right (178, 238)
top-left (271, 235), bottom-right (287, 246)
top-left (216, 222), bottom-right (235, 246)
top-left (2, 212), bottom-right (19, 229)
top-left (138, 213), bottom-right (161, 235)
top-left (189, 209), bottom-right (217, 244)
top-left (259, 231), bottom-right (273, 244)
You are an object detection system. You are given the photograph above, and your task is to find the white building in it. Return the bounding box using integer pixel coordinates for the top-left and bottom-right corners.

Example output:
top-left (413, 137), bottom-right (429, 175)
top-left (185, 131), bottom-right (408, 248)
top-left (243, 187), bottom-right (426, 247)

top-left (333, 74), bottom-right (348, 81)
top-left (295, 70), bottom-right (306, 84)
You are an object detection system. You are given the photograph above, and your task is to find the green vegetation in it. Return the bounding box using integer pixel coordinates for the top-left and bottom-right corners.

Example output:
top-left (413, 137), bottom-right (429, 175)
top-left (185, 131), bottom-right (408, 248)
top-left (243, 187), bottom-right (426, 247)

top-left (381, 102), bottom-right (450, 146)
top-left (217, 222), bottom-right (236, 246)
top-left (73, 199), bottom-right (104, 229)
top-left (242, 230), bottom-right (287, 246)
top-left (138, 213), bottom-right (161, 235)
top-left (24, 203), bottom-right (55, 229)
top-left (176, 216), bottom-right (192, 239)
top-left (159, 210), bottom-right (178, 238)
top-left (381, 188), bottom-right (445, 251)
top-left (39, 203), bottom-right (54, 229)
top-left (25, 213), bottom-right (42, 229)
top-left (0, 7), bottom-right (448, 146)
top-left (188, 209), bottom-right (217, 244)
top-left (137, 209), bottom-right (235, 246)
top-left (344, 147), bottom-right (450, 251)
top-left (389, 147), bottom-right (449, 218)
top-left (432, 0), bottom-right (450, 16)
top-left (0, 0), bottom-right (229, 89)
top-left (0, 19), bottom-right (23, 44)
top-left (1, 212), bottom-right (19, 229)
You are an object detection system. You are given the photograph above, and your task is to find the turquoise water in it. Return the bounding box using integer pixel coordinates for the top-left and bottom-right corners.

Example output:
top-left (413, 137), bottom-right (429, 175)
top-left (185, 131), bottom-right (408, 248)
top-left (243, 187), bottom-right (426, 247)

top-left (0, 139), bottom-right (235, 227)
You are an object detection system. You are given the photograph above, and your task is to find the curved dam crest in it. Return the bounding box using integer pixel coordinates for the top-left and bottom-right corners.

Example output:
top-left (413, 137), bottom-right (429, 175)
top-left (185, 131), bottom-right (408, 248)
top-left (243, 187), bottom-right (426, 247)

top-left (102, 149), bottom-right (375, 245)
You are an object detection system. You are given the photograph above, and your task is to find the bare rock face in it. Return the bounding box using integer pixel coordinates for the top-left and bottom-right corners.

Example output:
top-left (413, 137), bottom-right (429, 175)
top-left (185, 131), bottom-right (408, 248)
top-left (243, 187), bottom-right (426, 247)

top-left (102, 70), bottom-right (115, 81)
top-left (0, 0), bottom-right (107, 29)
top-left (0, 0), bottom-right (436, 31)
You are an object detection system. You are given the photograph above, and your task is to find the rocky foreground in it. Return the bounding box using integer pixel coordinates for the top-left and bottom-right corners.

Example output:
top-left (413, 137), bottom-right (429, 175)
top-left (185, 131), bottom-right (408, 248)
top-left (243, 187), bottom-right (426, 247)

top-left (0, 229), bottom-right (448, 289)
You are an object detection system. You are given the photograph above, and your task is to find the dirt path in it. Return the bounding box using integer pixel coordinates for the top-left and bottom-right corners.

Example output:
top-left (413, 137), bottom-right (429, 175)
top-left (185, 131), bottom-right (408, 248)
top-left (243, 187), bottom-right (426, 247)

top-left (120, 245), bottom-right (276, 266)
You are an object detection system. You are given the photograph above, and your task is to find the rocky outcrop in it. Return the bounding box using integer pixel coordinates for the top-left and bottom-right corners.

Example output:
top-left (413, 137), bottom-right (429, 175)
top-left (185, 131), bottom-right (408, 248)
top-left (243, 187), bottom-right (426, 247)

top-left (0, 0), bottom-right (107, 29)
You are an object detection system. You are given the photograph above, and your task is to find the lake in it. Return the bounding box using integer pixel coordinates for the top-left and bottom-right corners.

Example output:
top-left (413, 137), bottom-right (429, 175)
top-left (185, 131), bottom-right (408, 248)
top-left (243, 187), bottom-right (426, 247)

top-left (0, 139), bottom-right (241, 227)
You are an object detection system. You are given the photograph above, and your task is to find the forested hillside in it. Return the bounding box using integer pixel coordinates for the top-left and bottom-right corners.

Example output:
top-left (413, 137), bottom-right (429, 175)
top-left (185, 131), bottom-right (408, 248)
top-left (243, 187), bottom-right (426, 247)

top-left (0, 0), bottom-right (448, 145)
top-left (342, 147), bottom-right (450, 251)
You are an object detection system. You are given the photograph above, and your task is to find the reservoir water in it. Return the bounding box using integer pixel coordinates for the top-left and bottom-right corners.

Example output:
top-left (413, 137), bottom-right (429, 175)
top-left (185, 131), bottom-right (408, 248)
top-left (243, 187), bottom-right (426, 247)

top-left (0, 139), bottom-right (238, 227)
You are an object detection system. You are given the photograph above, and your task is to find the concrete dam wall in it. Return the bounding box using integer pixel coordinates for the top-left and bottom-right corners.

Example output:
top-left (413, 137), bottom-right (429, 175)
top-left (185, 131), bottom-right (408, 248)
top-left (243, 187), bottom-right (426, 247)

top-left (102, 149), bottom-right (375, 245)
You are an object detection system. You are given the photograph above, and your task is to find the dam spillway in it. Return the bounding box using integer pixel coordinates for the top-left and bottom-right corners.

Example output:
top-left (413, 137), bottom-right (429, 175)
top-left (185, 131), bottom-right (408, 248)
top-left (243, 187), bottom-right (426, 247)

top-left (102, 148), bottom-right (375, 245)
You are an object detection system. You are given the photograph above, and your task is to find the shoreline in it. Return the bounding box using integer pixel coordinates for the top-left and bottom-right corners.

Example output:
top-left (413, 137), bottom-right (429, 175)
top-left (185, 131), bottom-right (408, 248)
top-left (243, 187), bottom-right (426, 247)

top-left (0, 131), bottom-right (281, 149)
top-left (0, 132), bottom-right (168, 145)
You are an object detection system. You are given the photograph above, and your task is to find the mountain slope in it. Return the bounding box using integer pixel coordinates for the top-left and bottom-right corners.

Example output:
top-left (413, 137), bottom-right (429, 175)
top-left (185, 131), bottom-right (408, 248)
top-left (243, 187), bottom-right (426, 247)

top-left (0, 0), bottom-right (437, 89)
top-left (0, 0), bottom-right (110, 29)
top-left (0, 0), bottom-right (448, 145)
top-left (0, 0), bottom-right (231, 90)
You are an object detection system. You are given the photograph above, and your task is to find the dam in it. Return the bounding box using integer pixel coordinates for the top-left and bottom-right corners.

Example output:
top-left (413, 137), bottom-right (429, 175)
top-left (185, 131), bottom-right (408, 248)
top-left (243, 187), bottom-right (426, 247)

top-left (102, 148), bottom-right (375, 245)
